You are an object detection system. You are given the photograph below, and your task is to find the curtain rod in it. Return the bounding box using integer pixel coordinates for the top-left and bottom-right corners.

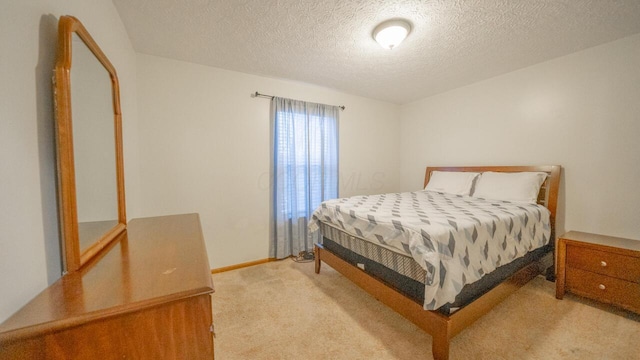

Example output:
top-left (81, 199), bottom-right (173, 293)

top-left (252, 91), bottom-right (345, 111)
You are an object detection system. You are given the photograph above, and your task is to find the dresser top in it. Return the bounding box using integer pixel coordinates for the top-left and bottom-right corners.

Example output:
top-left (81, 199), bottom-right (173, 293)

top-left (0, 214), bottom-right (214, 343)
top-left (561, 231), bottom-right (640, 253)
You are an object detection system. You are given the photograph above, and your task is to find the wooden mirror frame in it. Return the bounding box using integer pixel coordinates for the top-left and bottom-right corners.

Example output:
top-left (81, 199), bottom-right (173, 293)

top-left (54, 16), bottom-right (126, 273)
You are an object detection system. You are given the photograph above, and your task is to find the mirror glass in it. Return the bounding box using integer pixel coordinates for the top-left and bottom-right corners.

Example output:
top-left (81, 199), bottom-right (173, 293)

top-left (70, 34), bottom-right (119, 253)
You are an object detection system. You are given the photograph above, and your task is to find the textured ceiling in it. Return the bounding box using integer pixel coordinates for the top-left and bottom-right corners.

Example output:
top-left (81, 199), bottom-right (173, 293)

top-left (113, 0), bottom-right (640, 104)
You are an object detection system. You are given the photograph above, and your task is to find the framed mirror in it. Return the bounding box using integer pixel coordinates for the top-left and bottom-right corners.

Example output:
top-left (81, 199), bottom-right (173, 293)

top-left (54, 16), bottom-right (126, 273)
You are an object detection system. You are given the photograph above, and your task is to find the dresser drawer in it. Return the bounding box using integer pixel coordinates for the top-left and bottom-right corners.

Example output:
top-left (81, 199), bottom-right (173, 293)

top-left (566, 244), bottom-right (640, 283)
top-left (566, 267), bottom-right (640, 313)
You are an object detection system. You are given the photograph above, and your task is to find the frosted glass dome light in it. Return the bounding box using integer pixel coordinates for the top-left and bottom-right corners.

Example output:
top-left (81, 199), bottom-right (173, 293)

top-left (373, 19), bottom-right (411, 50)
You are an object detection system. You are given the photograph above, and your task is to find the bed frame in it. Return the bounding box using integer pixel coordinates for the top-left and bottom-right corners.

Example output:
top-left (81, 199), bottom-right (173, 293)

top-left (314, 165), bottom-right (561, 360)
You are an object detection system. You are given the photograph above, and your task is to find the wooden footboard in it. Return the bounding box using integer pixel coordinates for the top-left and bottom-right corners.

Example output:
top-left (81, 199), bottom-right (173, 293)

top-left (314, 243), bottom-right (552, 360)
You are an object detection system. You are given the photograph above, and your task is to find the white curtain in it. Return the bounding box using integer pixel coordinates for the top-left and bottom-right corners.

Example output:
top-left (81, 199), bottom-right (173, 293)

top-left (270, 97), bottom-right (339, 259)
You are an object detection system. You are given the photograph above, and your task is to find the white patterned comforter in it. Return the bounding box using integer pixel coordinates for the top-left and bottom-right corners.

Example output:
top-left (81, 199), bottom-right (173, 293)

top-left (308, 190), bottom-right (551, 310)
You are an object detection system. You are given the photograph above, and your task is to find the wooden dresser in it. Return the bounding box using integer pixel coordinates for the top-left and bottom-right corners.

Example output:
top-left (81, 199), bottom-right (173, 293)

top-left (0, 214), bottom-right (215, 359)
top-left (556, 231), bottom-right (640, 314)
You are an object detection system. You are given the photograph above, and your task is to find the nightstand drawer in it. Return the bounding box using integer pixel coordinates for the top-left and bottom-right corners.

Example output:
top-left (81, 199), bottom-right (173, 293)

top-left (566, 245), bottom-right (640, 283)
top-left (566, 267), bottom-right (640, 313)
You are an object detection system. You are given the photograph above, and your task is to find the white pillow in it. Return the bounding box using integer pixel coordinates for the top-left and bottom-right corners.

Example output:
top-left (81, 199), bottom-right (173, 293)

top-left (425, 171), bottom-right (480, 196)
top-left (472, 172), bottom-right (547, 203)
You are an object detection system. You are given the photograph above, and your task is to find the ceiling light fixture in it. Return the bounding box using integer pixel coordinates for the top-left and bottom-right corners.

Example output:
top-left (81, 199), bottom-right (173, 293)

top-left (373, 19), bottom-right (411, 50)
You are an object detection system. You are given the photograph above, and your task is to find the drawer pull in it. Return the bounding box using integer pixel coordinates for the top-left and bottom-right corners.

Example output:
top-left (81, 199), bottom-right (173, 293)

top-left (598, 284), bottom-right (606, 290)
top-left (600, 261), bottom-right (607, 267)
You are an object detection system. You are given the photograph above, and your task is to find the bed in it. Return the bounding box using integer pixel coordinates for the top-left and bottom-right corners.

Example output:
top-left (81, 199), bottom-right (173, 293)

top-left (310, 165), bottom-right (561, 360)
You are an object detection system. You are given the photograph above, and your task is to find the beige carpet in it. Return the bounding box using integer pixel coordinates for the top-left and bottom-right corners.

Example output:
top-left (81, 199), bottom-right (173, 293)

top-left (211, 260), bottom-right (639, 360)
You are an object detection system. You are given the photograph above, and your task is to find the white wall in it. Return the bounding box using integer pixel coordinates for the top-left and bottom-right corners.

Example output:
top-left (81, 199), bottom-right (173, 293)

top-left (136, 54), bottom-right (400, 269)
top-left (400, 33), bottom-right (640, 240)
top-left (0, 1), bottom-right (140, 323)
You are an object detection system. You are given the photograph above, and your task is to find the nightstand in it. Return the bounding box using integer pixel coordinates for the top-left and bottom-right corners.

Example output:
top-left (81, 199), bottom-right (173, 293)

top-left (556, 231), bottom-right (640, 314)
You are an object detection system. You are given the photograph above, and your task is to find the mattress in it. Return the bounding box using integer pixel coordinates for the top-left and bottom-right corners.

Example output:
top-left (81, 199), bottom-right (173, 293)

top-left (319, 222), bottom-right (551, 314)
top-left (309, 190), bottom-right (552, 309)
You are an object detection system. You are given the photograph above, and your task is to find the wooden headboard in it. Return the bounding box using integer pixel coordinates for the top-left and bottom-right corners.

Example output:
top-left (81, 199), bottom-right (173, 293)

top-left (424, 165), bottom-right (561, 238)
